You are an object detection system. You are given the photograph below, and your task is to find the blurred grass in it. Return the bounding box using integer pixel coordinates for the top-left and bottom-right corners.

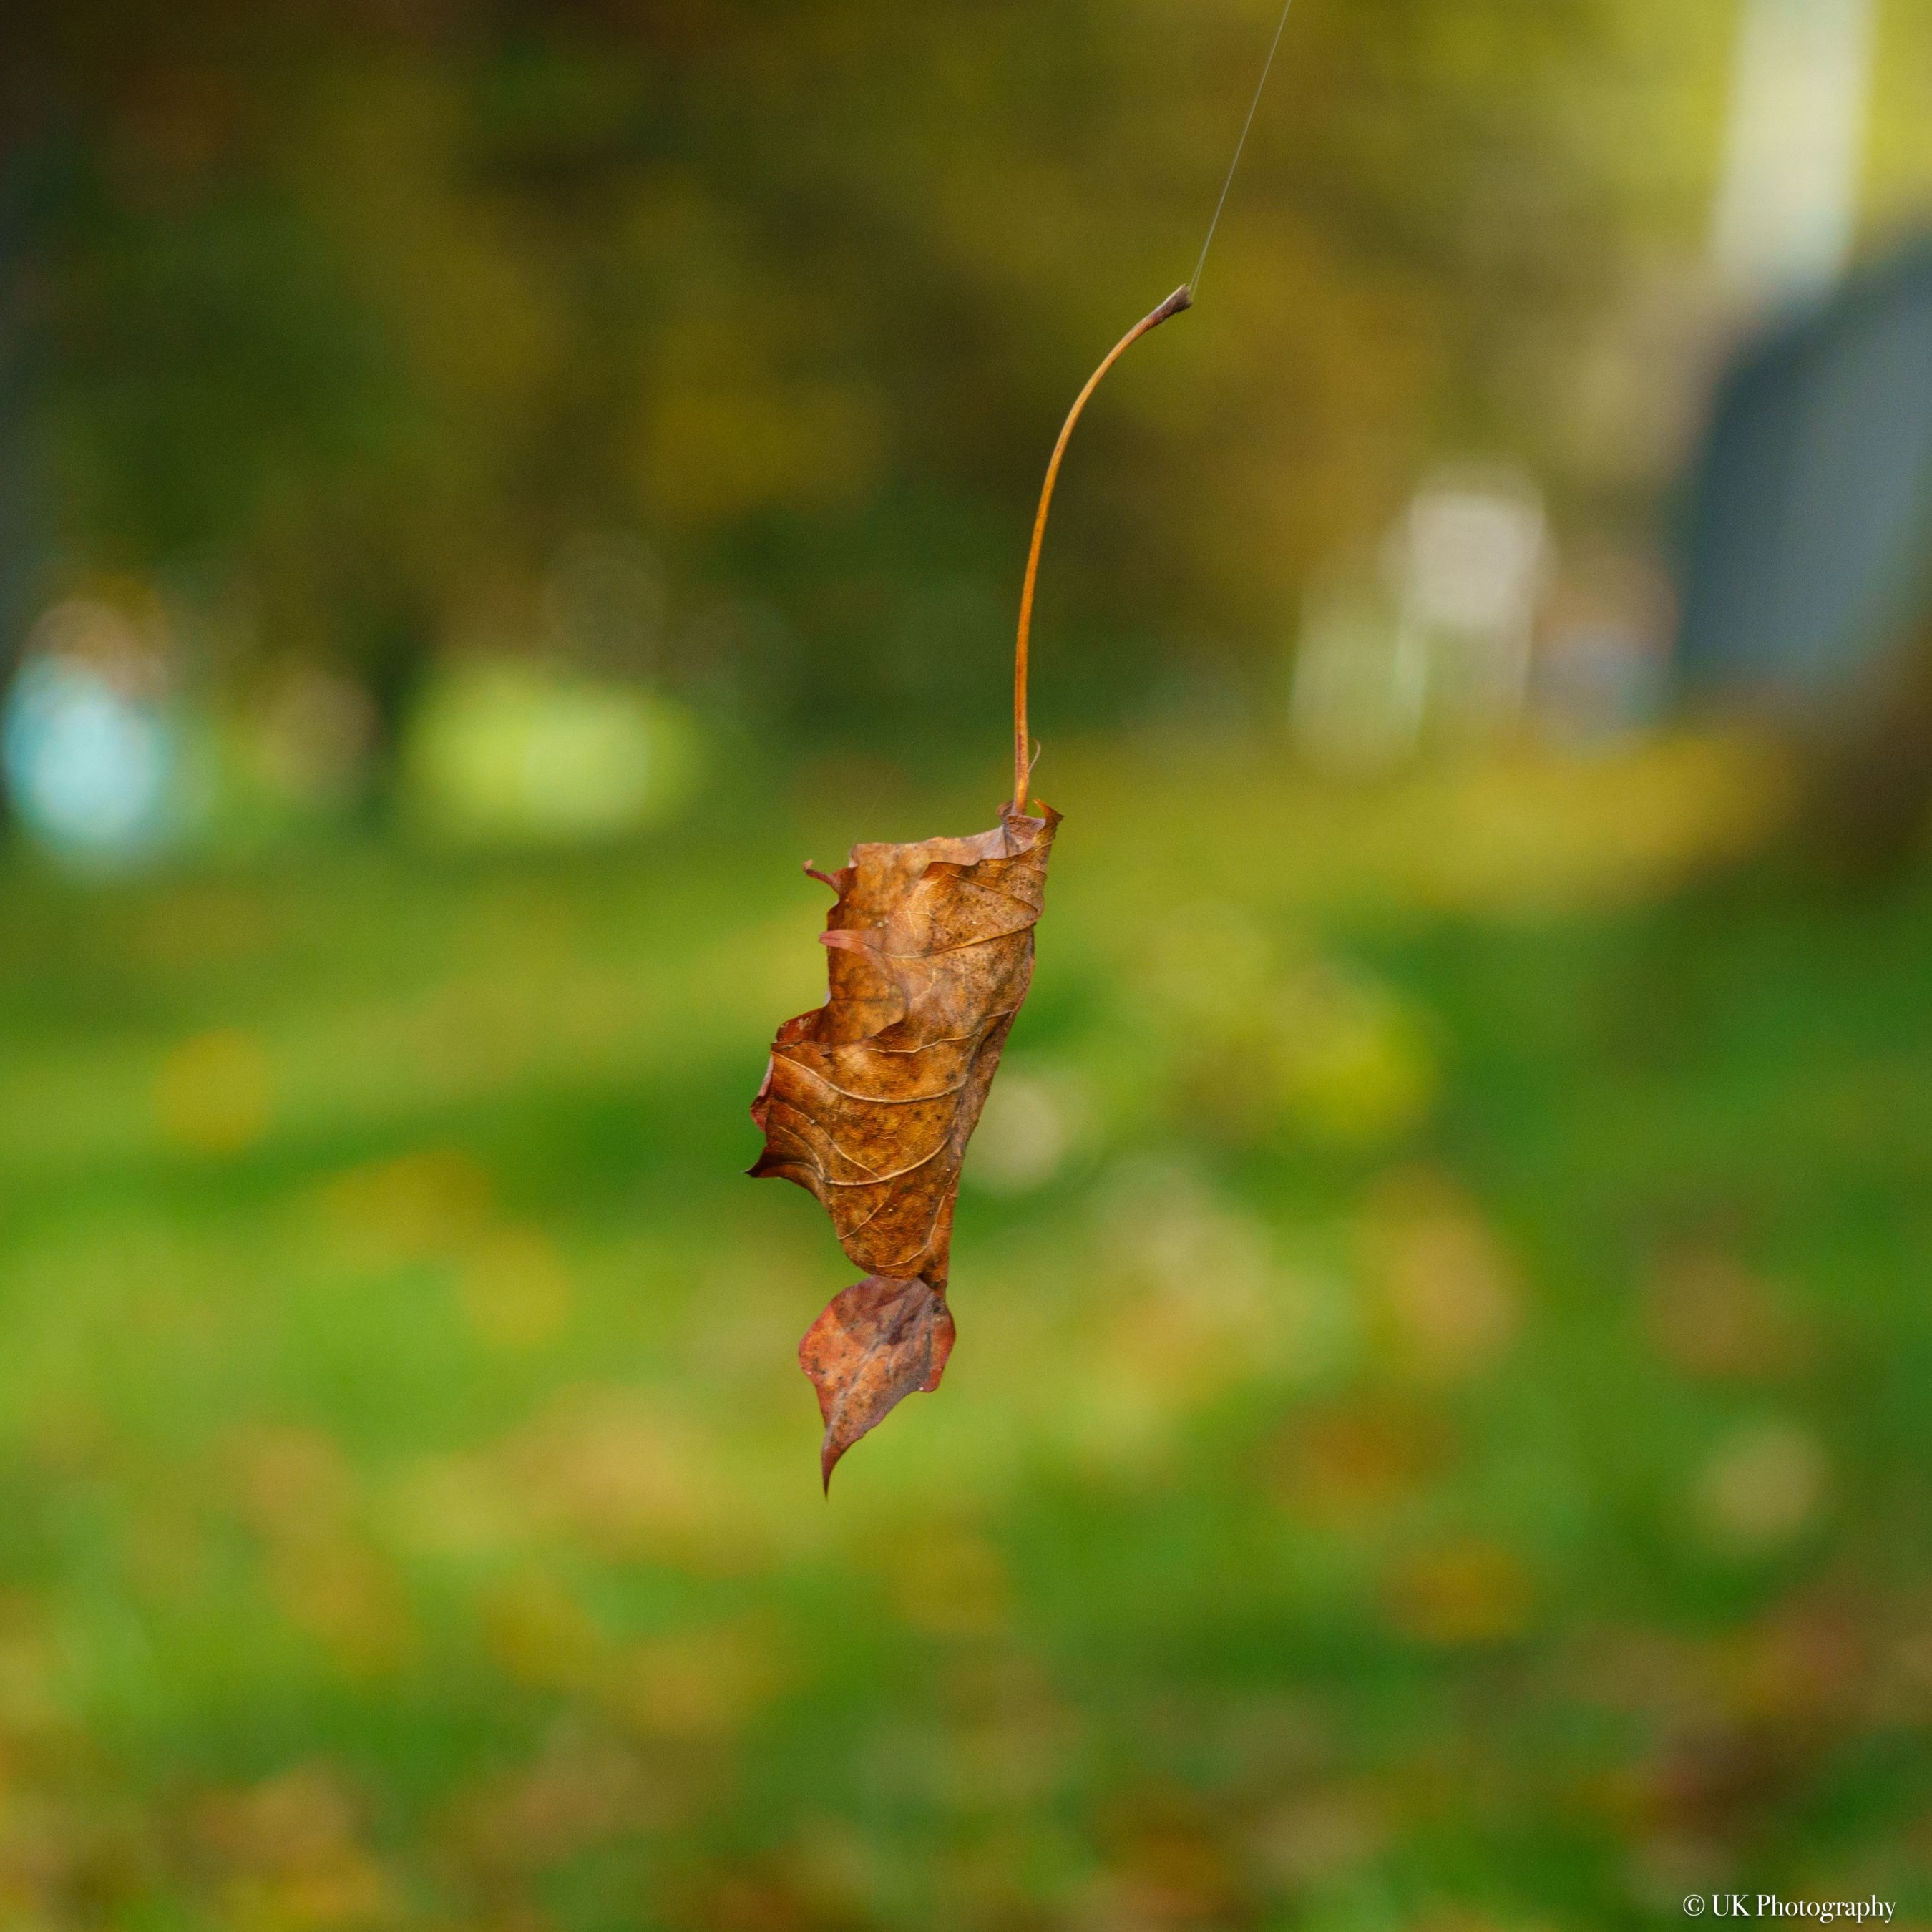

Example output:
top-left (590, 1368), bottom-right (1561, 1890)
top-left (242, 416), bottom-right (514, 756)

top-left (2, 735), bottom-right (1931, 1931)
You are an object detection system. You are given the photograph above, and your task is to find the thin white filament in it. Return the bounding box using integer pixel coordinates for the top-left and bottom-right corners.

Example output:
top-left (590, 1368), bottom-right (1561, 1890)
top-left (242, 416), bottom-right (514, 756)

top-left (1191, 0), bottom-right (1296, 296)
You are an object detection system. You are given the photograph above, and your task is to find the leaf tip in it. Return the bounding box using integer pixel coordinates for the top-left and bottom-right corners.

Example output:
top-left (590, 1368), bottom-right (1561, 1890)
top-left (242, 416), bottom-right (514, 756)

top-left (800, 1274), bottom-right (955, 1490)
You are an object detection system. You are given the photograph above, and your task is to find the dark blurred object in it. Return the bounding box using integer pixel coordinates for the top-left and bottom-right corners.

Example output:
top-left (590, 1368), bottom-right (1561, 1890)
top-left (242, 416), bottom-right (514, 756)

top-left (1677, 235), bottom-right (1932, 875)
top-left (0, 92), bottom-right (54, 832)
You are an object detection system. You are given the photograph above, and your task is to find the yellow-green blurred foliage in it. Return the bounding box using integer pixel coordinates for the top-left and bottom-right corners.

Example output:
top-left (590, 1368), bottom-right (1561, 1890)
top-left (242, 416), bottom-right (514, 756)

top-left (17, 0), bottom-right (1741, 743)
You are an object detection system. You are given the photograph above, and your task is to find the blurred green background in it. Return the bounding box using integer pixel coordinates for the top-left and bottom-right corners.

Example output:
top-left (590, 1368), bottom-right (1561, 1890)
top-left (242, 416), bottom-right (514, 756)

top-left (4, 1), bottom-right (1932, 1926)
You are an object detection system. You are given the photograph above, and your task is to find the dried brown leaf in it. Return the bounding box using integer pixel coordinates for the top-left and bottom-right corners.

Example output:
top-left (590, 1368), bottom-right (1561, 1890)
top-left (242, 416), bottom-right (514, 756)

top-left (750, 801), bottom-right (1059, 1483)
top-left (744, 280), bottom-right (1189, 1486)
top-left (799, 1274), bottom-right (956, 1492)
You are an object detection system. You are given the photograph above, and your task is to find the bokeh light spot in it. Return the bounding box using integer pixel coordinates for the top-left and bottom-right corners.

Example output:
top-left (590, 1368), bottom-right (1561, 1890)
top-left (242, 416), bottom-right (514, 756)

top-left (155, 1029), bottom-right (273, 1157)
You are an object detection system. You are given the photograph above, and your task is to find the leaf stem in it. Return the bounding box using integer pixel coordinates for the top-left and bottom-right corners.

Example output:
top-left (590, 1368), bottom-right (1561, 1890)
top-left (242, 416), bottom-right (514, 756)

top-left (1012, 284), bottom-right (1194, 816)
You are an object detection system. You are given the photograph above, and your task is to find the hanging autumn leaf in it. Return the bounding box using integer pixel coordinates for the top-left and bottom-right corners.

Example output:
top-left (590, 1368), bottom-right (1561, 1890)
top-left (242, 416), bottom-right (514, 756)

top-left (750, 285), bottom-right (1191, 1486)
top-left (750, 804), bottom-right (1060, 1486)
